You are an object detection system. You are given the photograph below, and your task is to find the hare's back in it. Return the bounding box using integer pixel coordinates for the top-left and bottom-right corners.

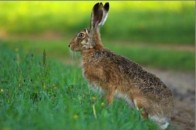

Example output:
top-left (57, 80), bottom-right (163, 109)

top-left (103, 50), bottom-right (173, 114)
top-left (99, 49), bottom-right (172, 99)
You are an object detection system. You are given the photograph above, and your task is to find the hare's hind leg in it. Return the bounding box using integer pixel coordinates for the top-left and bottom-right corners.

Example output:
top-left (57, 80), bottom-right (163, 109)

top-left (134, 98), bottom-right (170, 130)
top-left (149, 115), bottom-right (170, 130)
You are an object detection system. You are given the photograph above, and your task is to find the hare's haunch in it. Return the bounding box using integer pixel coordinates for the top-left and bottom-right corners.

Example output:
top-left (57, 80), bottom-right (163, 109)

top-left (69, 2), bottom-right (173, 130)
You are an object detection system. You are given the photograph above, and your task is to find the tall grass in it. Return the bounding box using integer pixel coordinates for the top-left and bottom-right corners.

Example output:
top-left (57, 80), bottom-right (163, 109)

top-left (0, 43), bottom-right (158, 130)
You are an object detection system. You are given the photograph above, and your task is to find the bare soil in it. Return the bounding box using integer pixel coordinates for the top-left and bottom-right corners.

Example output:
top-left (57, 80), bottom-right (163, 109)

top-left (148, 68), bottom-right (195, 130)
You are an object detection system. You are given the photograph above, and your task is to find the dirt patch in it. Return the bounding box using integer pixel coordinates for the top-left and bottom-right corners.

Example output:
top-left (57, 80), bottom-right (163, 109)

top-left (148, 68), bottom-right (195, 130)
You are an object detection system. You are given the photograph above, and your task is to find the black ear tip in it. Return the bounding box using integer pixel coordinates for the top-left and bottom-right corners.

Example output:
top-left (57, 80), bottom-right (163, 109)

top-left (93, 3), bottom-right (99, 11)
top-left (104, 2), bottom-right (109, 11)
top-left (95, 3), bottom-right (99, 7)
top-left (105, 2), bottom-right (109, 5)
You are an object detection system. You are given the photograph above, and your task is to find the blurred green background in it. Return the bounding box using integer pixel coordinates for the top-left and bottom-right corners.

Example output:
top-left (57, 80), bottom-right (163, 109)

top-left (0, 2), bottom-right (194, 44)
top-left (0, 1), bottom-right (194, 70)
top-left (0, 1), bottom-right (194, 71)
top-left (0, 2), bottom-right (195, 130)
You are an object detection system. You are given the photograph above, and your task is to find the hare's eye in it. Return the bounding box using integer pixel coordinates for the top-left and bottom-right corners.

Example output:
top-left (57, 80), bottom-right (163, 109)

top-left (78, 33), bottom-right (85, 38)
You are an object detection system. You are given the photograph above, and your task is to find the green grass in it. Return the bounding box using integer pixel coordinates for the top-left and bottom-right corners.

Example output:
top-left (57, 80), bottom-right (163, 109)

top-left (0, 2), bottom-right (194, 129)
top-left (0, 44), bottom-right (158, 130)
top-left (2, 39), bottom-right (194, 71)
top-left (0, 2), bottom-right (194, 44)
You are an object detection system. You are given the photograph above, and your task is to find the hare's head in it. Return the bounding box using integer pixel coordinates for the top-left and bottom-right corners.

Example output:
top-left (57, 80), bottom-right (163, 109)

top-left (69, 2), bottom-right (109, 51)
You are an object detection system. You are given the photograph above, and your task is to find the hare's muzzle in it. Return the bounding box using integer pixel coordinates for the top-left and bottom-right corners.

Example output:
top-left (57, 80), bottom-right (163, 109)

top-left (68, 41), bottom-right (72, 48)
top-left (68, 42), bottom-right (75, 51)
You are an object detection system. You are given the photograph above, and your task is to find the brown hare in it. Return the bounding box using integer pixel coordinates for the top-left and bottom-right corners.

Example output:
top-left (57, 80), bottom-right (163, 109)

top-left (69, 2), bottom-right (173, 130)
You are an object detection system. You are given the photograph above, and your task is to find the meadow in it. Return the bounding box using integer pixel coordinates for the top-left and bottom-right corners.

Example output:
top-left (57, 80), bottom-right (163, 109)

top-left (0, 43), bottom-right (158, 130)
top-left (0, 1), bottom-right (194, 130)
top-left (0, 38), bottom-right (194, 130)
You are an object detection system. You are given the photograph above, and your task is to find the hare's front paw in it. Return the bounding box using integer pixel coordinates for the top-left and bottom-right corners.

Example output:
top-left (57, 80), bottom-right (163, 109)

top-left (101, 90), bottom-right (114, 106)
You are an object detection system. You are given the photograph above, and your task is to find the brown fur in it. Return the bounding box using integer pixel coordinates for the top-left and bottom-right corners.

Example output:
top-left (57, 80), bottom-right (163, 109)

top-left (81, 47), bottom-right (173, 117)
top-left (69, 2), bottom-right (173, 129)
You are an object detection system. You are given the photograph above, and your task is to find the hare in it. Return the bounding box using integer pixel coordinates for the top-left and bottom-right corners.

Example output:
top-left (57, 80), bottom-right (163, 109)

top-left (69, 2), bottom-right (173, 130)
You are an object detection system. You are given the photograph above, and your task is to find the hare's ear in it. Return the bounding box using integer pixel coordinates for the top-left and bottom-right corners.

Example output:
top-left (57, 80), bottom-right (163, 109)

top-left (90, 2), bottom-right (109, 29)
top-left (99, 2), bottom-right (109, 26)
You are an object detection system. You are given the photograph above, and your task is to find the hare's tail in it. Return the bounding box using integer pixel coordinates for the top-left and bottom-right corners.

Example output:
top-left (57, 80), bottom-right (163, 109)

top-left (149, 115), bottom-right (170, 130)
